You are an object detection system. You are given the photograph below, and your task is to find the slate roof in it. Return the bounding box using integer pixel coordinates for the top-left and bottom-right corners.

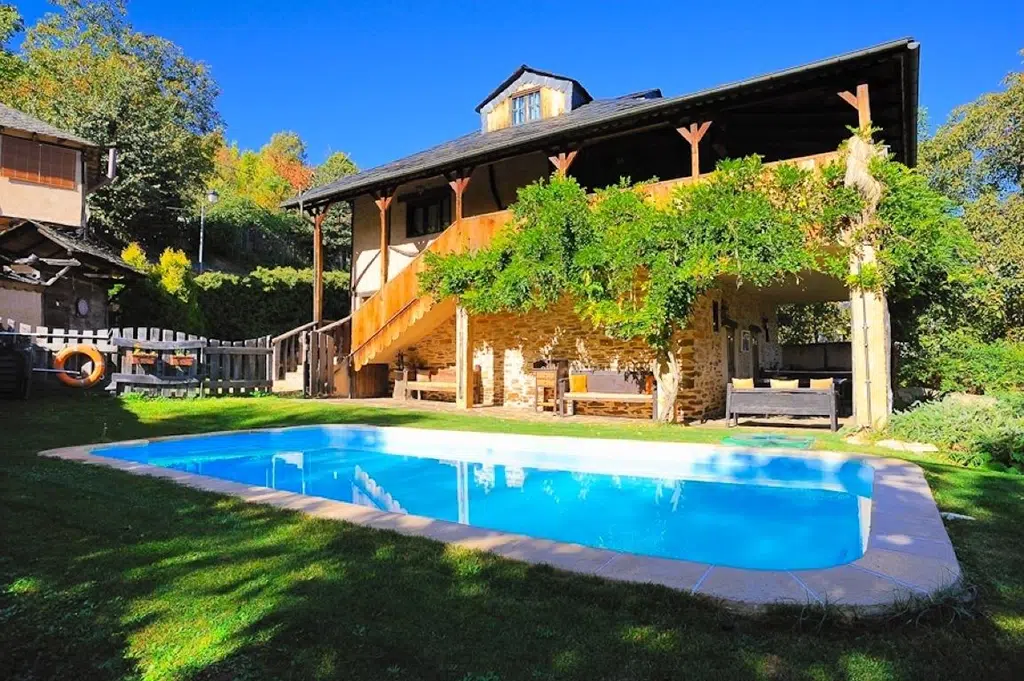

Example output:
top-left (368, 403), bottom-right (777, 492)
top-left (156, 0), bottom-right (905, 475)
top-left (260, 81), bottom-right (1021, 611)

top-left (0, 103), bottom-right (98, 148)
top-left (285, 38), bottom-right (919, 210)
top-left (0, 220), bottom-right (141, 275)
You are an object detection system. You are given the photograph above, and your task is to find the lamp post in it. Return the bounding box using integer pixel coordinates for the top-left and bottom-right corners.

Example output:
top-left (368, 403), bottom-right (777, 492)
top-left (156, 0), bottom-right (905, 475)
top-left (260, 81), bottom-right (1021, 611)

top-left (199, 189), bottom-right (219, 272)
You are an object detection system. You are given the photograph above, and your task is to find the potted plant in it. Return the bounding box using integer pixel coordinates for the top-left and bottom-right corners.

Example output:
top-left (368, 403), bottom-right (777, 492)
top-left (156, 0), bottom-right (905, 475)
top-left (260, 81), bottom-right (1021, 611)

top-left (129, 346), bottom-right (158, 365)
top-left (168, 350), bottom-right (195, 367)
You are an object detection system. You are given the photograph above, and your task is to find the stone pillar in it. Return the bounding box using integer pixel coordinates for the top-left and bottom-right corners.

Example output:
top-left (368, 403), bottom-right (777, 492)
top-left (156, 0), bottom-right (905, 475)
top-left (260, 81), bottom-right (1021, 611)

top-left (849, 244), bottom-right (893, 429)
top-left (845, 134), bottom-right (893, 429)
top-left (455, 305), bottom-right (474, 409)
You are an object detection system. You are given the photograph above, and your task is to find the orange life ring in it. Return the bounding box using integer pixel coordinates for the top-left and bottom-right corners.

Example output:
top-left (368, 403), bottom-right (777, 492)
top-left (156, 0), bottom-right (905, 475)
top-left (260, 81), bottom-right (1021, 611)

top-left (54, 344), bottom-right (106, 388)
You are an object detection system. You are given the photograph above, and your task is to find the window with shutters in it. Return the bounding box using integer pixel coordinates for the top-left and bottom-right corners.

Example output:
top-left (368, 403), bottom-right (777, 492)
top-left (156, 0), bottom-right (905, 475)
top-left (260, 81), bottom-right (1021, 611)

top-left (1, 135), bottom-right (78, 190)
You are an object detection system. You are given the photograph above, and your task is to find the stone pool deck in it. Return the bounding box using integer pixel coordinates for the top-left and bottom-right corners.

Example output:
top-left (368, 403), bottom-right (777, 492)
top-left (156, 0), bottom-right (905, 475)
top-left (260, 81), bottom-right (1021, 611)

top-left (41, 428), bottom-right (960, 613)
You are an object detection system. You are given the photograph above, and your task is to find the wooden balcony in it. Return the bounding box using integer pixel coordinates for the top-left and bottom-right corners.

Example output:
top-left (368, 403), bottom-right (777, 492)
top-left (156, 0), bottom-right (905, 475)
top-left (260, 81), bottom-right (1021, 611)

top-left (348, 150), bottom-right (843, 372)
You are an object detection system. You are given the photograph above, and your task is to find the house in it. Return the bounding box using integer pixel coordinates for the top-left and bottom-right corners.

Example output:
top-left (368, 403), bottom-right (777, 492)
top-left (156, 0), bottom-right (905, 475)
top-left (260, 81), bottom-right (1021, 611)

top-left (0, 102), bottom-right (135, 328)
top-left (284, 39), bottom-right (920, 428)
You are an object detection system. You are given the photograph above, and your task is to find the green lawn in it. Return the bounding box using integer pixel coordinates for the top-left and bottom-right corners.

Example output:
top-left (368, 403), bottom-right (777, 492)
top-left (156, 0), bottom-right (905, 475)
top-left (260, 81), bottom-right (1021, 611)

top-left (2, 394), bottom-right (1023, 680)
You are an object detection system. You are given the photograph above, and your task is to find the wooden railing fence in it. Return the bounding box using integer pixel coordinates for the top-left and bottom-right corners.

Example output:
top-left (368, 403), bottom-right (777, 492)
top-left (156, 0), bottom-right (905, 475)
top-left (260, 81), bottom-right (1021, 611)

top-left (1, 318), bottom-right (271, 397)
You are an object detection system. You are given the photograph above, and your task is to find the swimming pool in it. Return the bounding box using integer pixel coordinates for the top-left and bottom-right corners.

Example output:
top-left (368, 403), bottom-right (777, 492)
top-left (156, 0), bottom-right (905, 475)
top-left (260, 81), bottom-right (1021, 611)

top-left (94, 425), bottom-right (874, 571)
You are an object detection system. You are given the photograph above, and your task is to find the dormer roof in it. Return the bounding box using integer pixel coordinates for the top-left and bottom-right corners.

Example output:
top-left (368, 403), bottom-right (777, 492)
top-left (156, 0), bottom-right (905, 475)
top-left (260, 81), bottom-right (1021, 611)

top-left (475, 65), bottom-right (593, 113)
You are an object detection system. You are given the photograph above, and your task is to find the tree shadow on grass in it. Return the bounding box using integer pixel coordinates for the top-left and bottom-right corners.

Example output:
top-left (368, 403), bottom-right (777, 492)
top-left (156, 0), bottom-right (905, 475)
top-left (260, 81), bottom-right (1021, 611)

top-left (1, 394), bottom-right (1023, 680)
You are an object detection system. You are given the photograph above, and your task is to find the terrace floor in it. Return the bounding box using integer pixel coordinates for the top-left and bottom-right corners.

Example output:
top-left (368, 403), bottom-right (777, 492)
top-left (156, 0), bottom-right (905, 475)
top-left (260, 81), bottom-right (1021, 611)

top-left (334, 396), bottom-right (854, 431)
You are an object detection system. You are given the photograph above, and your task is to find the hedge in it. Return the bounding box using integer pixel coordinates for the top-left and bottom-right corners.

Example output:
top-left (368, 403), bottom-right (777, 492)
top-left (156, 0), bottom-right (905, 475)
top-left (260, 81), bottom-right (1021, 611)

top-left (194, 267), bottom-right (350, 339)
top-left (113, 266), bottom-right (349, 339)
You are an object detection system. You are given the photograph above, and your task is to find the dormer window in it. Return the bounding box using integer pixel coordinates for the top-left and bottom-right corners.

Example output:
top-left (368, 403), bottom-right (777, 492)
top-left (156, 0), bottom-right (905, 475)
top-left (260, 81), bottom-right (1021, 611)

top-left (511, 90), bottom-right (541, 126)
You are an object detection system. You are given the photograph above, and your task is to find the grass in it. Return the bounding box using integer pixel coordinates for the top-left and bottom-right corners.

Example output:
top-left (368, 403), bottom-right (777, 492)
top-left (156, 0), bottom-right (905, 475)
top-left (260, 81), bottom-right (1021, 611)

top-left (1, 394), bottom-right (1023, 680)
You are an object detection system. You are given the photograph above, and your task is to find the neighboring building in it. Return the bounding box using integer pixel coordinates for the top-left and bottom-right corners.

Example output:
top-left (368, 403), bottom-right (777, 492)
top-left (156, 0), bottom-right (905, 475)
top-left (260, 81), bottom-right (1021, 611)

top-left (0, 102), bottom-right (136, 328)
top-left (285, 39), bottom-right (920, 427)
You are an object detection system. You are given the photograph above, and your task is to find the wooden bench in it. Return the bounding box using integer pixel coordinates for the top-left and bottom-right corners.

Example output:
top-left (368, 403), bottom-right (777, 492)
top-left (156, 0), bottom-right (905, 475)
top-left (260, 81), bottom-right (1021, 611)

top-left (398, 366), bottom-right (478, 401)
top-left (726, 384), bottom-right (838, 431)
top-left (560, 370), bottom-right (657, 420)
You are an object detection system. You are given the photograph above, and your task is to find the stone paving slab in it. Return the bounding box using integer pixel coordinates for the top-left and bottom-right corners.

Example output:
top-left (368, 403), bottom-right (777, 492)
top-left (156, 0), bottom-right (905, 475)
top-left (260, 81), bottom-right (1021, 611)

top-left (40, 425), bottom-right (962, 612)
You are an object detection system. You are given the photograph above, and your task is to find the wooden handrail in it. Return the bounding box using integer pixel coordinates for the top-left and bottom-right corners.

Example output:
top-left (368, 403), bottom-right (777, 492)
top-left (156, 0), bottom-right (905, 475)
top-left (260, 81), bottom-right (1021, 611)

top-left (272, 320), bottom-right (320, 344)
top-left (350, 210), bottom-right (510, 363)
top-left (348, 296), bottom-right (421, 359)
top-left (315, 315), bottom-right (352, 336)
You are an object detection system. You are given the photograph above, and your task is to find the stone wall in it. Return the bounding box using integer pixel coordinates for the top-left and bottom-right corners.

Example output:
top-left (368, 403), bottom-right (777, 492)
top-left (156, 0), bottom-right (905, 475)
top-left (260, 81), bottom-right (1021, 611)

top-left (395, 288), bottom-right (779, 420)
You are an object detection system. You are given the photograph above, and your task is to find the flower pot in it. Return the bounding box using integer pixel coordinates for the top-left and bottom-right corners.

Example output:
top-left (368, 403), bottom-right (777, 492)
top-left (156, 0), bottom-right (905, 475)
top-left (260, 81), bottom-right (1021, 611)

top-left (130, 353), bottom-right (157, 366)
top-left (168, 355), bottom-right (195, 367)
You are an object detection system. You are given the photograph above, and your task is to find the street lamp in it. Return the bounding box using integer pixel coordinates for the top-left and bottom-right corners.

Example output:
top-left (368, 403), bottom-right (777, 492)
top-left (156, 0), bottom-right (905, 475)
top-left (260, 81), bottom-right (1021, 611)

top-left (199, 189), bottom-right (218, 272)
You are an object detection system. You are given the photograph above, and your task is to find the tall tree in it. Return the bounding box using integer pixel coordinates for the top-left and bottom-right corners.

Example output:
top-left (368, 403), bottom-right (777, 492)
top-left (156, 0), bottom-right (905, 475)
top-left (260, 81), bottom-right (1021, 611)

top-left (919, 50), bottom-right (1024, 337)
top-left (0, 0), bottom-right (220, 249)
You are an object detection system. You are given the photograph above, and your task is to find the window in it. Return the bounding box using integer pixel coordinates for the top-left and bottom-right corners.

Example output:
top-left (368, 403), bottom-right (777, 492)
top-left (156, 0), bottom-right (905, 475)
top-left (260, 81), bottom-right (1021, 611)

top-left (406, 192), bottom-right (452, 238)
top-left (511, 90), bottom-right (541, 126)
top-left (1, 135), bottom-right (78, 190)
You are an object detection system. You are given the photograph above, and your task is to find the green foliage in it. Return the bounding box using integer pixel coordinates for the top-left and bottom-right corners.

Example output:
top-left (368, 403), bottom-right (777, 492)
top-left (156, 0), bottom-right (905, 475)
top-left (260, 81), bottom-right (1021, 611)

top-left (888, 393), bottom-right (1024, 469)
top-left (112, 243), bottom-right (204, 332)
top-left (113, 244), bottom-right (349, 338)
top-left (204, 193), bottom-right (308, 268)
top-left (919, 52), bottom-right (1024, 339)
top-left (421, 154), bottom-right (862, 351)
top-left (869, 155), bottom-right (979, 303)
top-left (776, 302), bottom-right (851, 344)
top-left (0, 0), bottom-right (220, 248)
top-left (193, 267), bottom-right (349, 339)
top-left (421, 175), bottom-right (593, 316)
top-left (901, 329), bottom-right (1024, 394)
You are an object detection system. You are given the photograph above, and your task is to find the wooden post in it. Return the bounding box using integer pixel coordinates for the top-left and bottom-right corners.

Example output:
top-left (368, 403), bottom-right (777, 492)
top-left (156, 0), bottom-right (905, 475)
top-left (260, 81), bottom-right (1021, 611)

top-left (676, 121), bottom-right (712, 178)
top-left (373, 190), bottom-right (395, 287)
top-left (838, 83), bottom-right (871, 128)
top-left (311, 206), bottom-right (328, 324)
top-left (547, 150), bottom-right (578, 176)
top-left (455, 305), bottom-right (474, 409)
top-left (447, 171), bottom-right (472, 223)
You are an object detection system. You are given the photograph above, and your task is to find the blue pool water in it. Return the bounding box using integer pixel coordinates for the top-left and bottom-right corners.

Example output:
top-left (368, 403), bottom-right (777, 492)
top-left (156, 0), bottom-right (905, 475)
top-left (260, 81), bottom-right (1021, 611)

top-left (95, 426), bottom-right (873, 571)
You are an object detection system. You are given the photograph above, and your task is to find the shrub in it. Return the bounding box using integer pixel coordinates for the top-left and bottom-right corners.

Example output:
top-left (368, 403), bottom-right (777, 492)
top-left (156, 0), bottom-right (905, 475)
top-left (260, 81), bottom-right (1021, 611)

top-left (886, 393), bottom-right (1024, 469)
top-left (112, 244), bottom-right (204, 332)
top-left (902, 330), bottom-right (1024, 393)
top-left (194, 267), bottom-right (349, 339)
top-left (113, 244), bottom-right (350, 339)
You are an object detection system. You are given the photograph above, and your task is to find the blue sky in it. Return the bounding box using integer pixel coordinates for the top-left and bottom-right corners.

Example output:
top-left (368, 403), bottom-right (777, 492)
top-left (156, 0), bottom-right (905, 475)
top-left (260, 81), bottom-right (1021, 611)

top-left (12, 0), bottom-right (1024, 169)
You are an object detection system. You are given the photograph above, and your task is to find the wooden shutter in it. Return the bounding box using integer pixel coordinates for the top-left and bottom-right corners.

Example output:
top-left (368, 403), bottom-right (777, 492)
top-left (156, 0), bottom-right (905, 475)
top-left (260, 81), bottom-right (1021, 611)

top-left (1, 135), bottom-right (78, 189)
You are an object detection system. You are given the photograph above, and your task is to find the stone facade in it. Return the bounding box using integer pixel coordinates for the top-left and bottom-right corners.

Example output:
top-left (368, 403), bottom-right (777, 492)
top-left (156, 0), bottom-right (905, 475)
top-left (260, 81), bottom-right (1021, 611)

top-left (395, 288), bottom-right (780, 420)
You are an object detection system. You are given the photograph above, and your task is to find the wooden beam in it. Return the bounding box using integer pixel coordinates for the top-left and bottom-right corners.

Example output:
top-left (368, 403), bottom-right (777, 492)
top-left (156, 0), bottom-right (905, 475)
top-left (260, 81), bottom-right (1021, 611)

top-left (676, 121), bottom-right (712, 178)
top-left (547, 150), bottom-right (578, 176)
top-left (838, 83), bottom-right (871, 128)
top-left (448, 174), bottom-right (472, 223)
top-left (310, 204), bottom-right (331, 324)
top-left (373, 190), bottom-right (395, 287)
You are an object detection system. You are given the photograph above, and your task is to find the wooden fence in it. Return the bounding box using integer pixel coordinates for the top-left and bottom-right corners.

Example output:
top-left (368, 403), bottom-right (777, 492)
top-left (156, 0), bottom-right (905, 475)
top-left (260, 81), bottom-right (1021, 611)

top-left (1, 318), bottom-right (271, 397)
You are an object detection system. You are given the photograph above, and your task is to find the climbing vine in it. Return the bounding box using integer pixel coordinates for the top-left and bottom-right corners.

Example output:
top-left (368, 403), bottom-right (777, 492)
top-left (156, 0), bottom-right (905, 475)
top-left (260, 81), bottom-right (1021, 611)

top-left (419, 137), bottom-right (976, 420)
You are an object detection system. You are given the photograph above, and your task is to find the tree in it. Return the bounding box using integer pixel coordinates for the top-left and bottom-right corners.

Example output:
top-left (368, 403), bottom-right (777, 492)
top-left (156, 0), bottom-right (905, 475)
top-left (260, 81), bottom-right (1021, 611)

top-left (310, 151), bottom-right (358, 269)
top-left (0, 0), bottom-right (220, 249)
top-left (0, 3), bottom-right (22, 81)
top-left (776, 303), bottom-right (851, 344)
top-left (919, 51), bottom-right (1024, 337)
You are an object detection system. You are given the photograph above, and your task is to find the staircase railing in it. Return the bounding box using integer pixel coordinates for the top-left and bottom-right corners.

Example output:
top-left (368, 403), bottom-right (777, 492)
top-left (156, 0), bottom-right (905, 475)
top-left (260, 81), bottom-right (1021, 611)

top-left (350, 209), bottom-right (510, 370)
top-left (271, 320), bottom-right (319, 382)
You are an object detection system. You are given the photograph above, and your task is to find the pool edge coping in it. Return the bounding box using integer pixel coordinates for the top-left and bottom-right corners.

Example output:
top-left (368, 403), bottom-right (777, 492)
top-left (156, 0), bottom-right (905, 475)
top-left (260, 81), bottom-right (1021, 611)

top-left (39, 424), bottom-right (962, 613)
